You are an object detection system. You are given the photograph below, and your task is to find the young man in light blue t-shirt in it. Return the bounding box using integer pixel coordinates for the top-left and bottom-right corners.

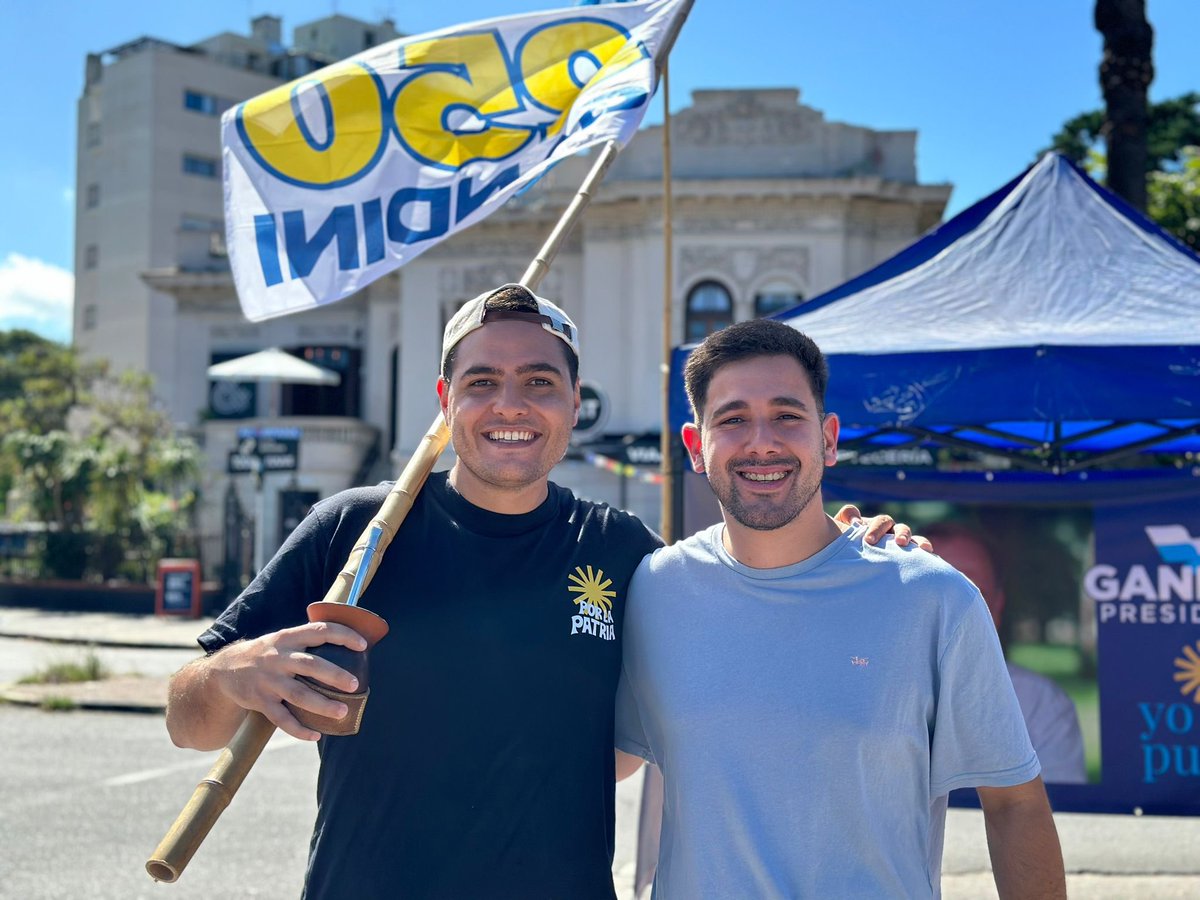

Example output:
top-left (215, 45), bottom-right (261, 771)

top-left (614, 319), bottom-right (1065, 899)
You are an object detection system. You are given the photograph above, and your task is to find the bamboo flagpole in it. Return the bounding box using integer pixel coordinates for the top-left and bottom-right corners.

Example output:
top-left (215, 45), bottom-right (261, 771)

top-left (147, 1), bottom-right (695, 882)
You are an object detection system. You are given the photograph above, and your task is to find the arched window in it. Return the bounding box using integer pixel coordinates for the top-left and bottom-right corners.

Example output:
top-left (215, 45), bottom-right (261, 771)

top-left (685, 280), bottom-right (733, 342)
top-left (754, 280), bottom-right (804, 318)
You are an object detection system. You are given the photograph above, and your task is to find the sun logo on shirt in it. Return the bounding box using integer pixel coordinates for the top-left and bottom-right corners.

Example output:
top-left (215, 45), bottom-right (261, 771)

top-left (1175, 640), bottom-right (1200, 703)
top-left (568, 565), bottom-right (616, 613)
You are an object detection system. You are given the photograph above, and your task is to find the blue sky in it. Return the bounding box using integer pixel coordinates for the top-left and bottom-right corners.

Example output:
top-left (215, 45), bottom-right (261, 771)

top-left (2, 0), bottom-right (1198, 342)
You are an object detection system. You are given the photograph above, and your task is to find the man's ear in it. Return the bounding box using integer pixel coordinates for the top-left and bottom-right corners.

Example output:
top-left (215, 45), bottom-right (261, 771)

top-left (572, 380), bottom-right (581, 427)
top-left (822, 412), bottom-right (840, 467)
top-left (682, 422), bottom-right (704, 473)
top-left (437, 377), bottom-right (449, 419)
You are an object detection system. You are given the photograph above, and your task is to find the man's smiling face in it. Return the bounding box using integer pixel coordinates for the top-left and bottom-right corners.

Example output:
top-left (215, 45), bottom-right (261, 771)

top-left (684, 354), bottom-right (838, 532)
top-left (438, 319), bottom-right (579, 513)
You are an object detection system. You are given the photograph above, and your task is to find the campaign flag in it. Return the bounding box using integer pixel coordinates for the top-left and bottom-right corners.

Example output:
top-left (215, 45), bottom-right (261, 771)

top-left (222, 0), bottom-right (688, 322)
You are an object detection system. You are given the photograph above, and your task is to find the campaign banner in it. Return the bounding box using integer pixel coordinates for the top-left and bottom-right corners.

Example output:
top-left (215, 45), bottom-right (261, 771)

top-left (222, 0), bottom-right (687, 322)
top-left (1091, 500), bottom-right (1200, 807)
top-left (770, 487), bottom-right (1200, 815)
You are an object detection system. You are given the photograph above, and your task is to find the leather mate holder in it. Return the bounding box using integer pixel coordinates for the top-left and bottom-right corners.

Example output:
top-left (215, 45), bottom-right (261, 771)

top-left (284, 602), bottom-right (389, 737)
top-left (291, 677), bottom-right (370, 736)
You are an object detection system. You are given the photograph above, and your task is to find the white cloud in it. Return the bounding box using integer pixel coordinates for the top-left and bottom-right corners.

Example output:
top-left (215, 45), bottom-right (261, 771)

top-left (0, 253), bottom-right (74, 343)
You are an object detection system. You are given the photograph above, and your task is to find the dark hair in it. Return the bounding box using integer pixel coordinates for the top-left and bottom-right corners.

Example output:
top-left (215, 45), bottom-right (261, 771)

top-left (443, 286), bottom-right (579, 384)
top-left (684, 319), bottom-right (828, 421)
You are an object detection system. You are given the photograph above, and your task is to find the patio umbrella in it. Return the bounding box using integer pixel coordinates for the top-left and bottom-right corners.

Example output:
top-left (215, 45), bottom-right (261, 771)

top-left (207, 347), bottom-right (340, 418)
top-left (207, 347), bottom-right (340, 386)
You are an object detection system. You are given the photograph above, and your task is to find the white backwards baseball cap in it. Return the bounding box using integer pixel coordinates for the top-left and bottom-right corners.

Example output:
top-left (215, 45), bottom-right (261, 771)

top-left (441, 283), bottom-right (579, 375)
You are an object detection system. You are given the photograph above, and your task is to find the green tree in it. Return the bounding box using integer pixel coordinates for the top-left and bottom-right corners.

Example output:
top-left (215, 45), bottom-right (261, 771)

top-left (0, 330), bottom-right (102, 433)
top-left (1046, 92), bottom-right (1200, 175)
top-left (1, 335), bottom-right (200, 581)
top-left (1147, 145), bottom-right (1200, 252)
top-left (1044, 95), bottom-right (1200, 249)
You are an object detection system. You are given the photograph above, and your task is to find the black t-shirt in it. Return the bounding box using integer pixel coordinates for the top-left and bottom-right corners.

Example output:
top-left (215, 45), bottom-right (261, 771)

top-left (200, 473), bottom-right (662, 899)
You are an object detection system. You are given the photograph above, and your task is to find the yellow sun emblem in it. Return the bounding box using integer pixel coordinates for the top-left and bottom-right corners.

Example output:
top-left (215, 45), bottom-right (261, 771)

top-left (568, 565), bottom-right (616, 613)
top-left (1175, 640), bottom-right (1200, 703)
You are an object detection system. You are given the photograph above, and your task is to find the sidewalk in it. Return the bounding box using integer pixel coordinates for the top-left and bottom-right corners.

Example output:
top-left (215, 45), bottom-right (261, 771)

top-left (0, 607), bottom-right (211, 712)
top-left (0, 607), bottom-right (212, 649)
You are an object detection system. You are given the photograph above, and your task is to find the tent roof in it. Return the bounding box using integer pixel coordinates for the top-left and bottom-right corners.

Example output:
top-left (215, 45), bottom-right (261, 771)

top-left (782, 153), bottom-right (1200, 355)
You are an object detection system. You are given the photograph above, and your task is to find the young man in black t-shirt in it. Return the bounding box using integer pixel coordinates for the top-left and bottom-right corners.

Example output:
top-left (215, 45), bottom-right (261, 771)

top-left (165, 285), bottom-right (914, 898)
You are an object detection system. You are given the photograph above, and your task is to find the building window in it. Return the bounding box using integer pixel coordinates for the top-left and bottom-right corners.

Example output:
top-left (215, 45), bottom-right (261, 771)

top-left (82, 304), bottom-right (97, 331)
top-left (754, 280), bottom-right (804, 318)
top-left (85, 184), bottom-right (100, 209)
top-left (84, 244), bottom-right (98, 269)
top-left (685, 280), bottom-right (733, 343)
top-left (209, 351), bottom-right (258, 419)
top-left (181, 215), bottom-right (222, 232)
top-left (183, 90), bottom-right (231, 116)
top-left (281, 346), bottom-right (361, 418)
top-left (184, 90), bottom-right (215, 115)
top-left (364, 30), bottom-right (375, 49)
top-left (85, 122), bottom-right (101, 148)
top-left (182, 154), bottom-right (219, 178)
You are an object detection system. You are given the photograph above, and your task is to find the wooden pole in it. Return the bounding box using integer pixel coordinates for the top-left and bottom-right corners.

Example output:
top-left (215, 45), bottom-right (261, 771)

top-left (658, 63), bottom-right (675, 544)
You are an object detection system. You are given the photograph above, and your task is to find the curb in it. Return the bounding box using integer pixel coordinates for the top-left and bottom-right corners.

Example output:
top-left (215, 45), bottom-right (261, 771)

top-left (0, 608), bottom-right (214, 651)
top-left (0, 691), bottom-right (166, 714)
top-left (0, 628), bottom-right (200, 651)
top-left (0, 675), bottom-right (168, 714)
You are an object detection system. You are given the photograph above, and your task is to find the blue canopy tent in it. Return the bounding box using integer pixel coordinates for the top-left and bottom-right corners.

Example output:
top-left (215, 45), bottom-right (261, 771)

top-left (667, 154), bottom-right (1200, 815)
top-left (669, 153), bottom-right (1200, 505)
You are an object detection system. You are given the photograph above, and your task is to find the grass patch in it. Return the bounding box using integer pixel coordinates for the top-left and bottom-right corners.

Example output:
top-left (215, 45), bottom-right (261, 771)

top-left (18, 650), bottom-right (110, 685)
top-left (1008, 643), bottom-right (1081, 679)
top-left (39, 695), bottom-right (78, 711)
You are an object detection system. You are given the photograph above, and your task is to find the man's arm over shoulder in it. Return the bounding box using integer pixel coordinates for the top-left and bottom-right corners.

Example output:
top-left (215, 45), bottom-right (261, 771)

top-left (977, 776), bottom-right (1066, 899)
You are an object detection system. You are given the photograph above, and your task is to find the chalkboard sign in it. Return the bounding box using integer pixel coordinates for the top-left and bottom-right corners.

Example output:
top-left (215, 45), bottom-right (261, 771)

top-left (162, 571), bottom-right (193, 611)
top-left (156, 559), bottom-right (202, 618)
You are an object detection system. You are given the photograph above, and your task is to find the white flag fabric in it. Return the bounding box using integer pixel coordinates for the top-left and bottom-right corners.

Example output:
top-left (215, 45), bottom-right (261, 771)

top-left (222, 0), bottom-right (687, 322)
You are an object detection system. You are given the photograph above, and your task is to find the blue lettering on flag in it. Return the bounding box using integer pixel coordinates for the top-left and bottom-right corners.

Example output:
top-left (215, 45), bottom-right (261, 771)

top-left (284, 205), bottom-right (360, 278)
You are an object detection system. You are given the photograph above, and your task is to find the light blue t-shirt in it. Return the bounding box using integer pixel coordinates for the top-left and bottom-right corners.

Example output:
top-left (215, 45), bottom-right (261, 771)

top-left (615, 523), bottom-right (1039, 899)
